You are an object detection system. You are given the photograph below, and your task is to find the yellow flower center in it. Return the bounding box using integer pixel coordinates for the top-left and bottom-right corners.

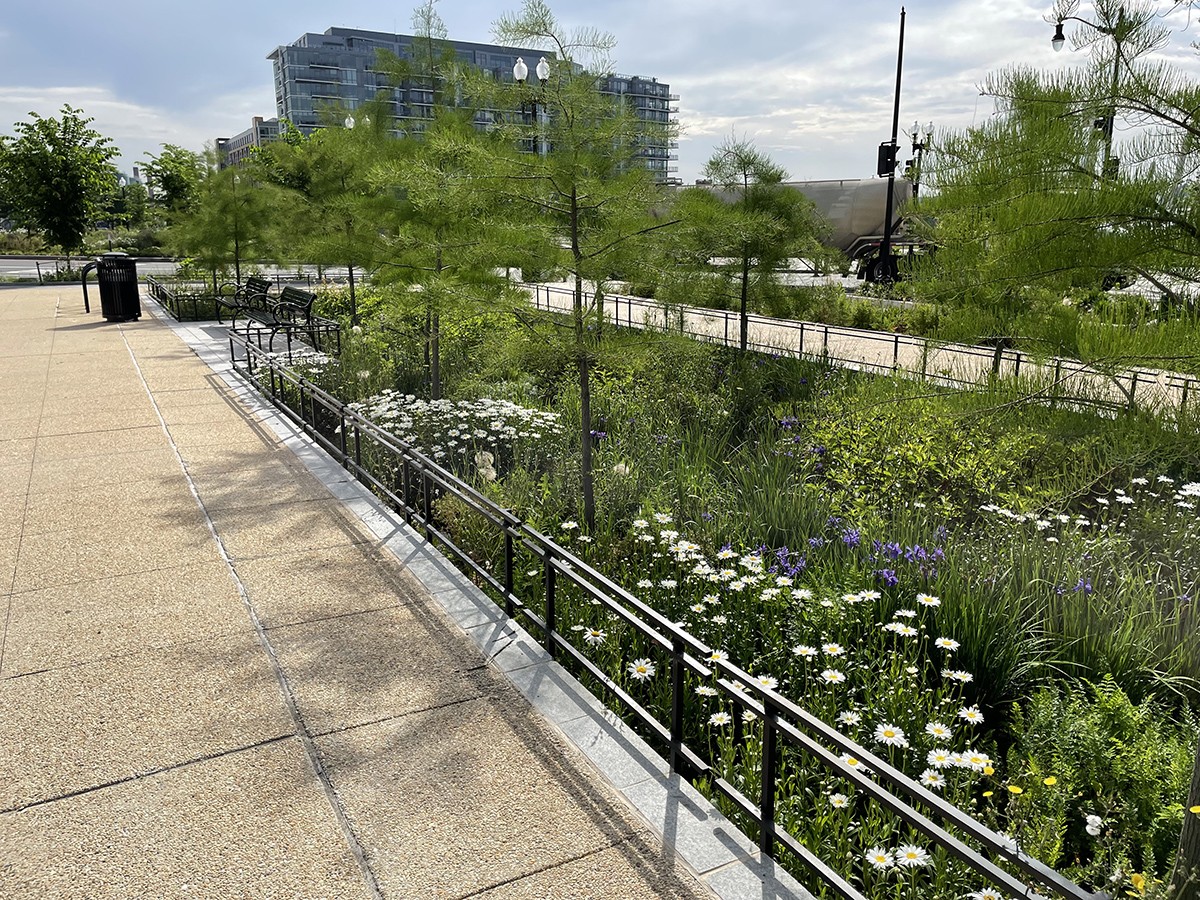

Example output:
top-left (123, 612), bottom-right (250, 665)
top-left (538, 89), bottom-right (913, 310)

top-left (1043, 776), bottom-right (1057, 786)
top-left (1008, 785), bottom-right (1024, 794)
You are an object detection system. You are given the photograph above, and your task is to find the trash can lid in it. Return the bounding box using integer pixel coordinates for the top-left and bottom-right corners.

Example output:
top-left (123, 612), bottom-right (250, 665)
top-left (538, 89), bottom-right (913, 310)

top-left (99, 251), bottom-right (131, 260)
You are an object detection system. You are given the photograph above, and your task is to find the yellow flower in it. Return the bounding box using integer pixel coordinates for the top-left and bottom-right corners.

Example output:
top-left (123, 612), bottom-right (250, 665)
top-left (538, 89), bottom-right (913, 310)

top-left (1043, 776), bottom-right (1057, 786)
top-left (983, 790), bottom-right (994, 797)
top-left (983, 765), bottom-right (995, 775)
top-left (1007, 785), bottom-right (1024, 794)
top-left (1191, 805), bottom-right (1200, 815)
top-left (1131, 874), bottom-right (1146, 895)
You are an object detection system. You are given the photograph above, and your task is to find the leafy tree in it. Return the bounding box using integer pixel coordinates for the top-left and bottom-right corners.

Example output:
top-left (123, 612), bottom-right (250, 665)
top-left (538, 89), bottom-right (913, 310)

top-left (372, 0), bottom-right (464, 133)
top-left (676, 137), bottom-right (827, 352)
top-left (142, 144), bottom-right (205, 212)
top-left (489, 0), bottom-right (680, 530)
top-left (918, 0), bottom-right (1200, 311)
top-left (371, 111), bottom-right (511, 399)
top-left (0, 104), bottom-right (117, 261)
top-left (254, 102), bottom-right (394, 324)
top-left (168, 150), bottom-right (278, 291)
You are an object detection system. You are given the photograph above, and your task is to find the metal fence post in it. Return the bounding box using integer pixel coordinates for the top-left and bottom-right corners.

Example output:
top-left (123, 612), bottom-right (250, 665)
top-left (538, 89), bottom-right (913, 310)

top-left (544, 558), bottom-right (557, 658)
top-left (670, 636), bottom-right (685, 773)
top-left (1051, 359), bottom-right (1062, 410)
top-left (1128, 371), bottom-right (1138, 413)
top-left (760, 709), bottom-right (778, 856)
top-left (799, 322), bottom-right (804, 356)
top-left (422, 469), bottom-right (432, 538)
top-left (893, 334), bottom-right (900, 370)
top-left (504, 531), bottom-right (515, 618)
top-left (1014, 351), bottom-right (1022, 379)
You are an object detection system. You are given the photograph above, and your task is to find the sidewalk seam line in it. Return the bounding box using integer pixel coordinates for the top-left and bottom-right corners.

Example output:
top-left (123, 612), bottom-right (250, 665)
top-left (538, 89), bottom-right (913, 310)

top-left (1, 733), bottom-right (295, 815)
top-left (115, 322), bottom-right (386, 900)
top-left (0, 295), bottom-right (58, 675)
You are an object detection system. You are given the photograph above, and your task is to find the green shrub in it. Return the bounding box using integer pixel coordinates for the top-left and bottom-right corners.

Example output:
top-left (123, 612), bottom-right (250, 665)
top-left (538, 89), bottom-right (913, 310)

top-left (1003, 677), bottom-right (1197, 880)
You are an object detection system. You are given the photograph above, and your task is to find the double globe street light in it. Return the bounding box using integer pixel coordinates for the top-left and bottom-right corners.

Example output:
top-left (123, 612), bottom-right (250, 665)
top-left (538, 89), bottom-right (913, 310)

top-left (512, 56), bottom-right (551, 156)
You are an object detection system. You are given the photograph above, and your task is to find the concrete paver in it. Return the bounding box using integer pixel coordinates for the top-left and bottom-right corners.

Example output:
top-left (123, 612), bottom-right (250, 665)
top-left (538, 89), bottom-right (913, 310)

top-left (0, 629), bottom-right (293, 810)
top-left (0, 286), bottom-right (739, 900)
top-left (0, 741), bottom-right (373, 900)
top-left (1, 561), bottom-right (248, 675)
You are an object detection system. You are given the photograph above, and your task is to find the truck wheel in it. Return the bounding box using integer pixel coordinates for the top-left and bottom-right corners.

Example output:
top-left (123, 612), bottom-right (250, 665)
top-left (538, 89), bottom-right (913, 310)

top-left (864, 256), bottom-right (898, 283)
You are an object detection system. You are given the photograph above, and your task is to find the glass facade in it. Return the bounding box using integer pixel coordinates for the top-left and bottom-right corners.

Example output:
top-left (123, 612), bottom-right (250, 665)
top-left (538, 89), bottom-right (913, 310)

top-left (265, 27), bottom-right (679, 181)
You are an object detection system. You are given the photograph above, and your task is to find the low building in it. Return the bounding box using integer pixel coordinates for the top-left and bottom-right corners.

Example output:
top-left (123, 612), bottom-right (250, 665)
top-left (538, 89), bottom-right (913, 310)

top-left (215, 117), bottom-right (284, 168)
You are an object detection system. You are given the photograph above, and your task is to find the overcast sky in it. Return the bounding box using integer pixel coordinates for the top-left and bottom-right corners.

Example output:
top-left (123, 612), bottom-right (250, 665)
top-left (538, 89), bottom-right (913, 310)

top-left (2, 0), bottom-right (1199, 184)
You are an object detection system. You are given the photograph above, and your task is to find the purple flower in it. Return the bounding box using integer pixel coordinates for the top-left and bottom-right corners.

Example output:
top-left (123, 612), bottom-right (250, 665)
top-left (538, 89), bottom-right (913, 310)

top-left (841, 528), bottom-right (861, 549)
top-left (874, 569), bottom-right (899, 587)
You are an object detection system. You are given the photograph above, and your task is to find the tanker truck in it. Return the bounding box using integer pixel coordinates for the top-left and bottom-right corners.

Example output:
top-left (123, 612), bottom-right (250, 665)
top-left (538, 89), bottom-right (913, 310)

top-left (782, 177), bottom-right (918, 283)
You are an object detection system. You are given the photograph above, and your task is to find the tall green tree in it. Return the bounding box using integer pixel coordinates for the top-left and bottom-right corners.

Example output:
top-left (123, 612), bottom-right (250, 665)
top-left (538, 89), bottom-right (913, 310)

top-left (142, 144), bottom-right (206, 213)
top-left (677, 137), bottom-right (826, 352)
top-left (0, 105), bottom-right (117, 261)
top-left (169, 150), bottom-right (277, 291)
top-left (371, 111), bottom-right (510, 399)
top-left (490, 0), bottom-right (680, 530)
top-left (918, 0), bottom-right (1200, 308)
top-left (254, 104), bottom-right (393, 325)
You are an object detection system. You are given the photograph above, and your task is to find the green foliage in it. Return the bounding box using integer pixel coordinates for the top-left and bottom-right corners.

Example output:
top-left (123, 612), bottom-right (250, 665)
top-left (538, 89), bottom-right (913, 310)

top-left (166, 151), bottom-right (279, 284)
top-left (917, 1), bottom-right (1200, 310)
top-left (142, 144), bottom-right (205, 212)
top-left (0, 105), bottom-right (118, 254)
top-left (1005, 677), bottom-right (1197, 879)
top-left (663, 139), bottom-right (828, 352)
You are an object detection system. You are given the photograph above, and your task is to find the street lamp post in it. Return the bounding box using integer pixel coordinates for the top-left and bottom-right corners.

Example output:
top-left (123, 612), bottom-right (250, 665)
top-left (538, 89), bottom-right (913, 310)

top-left (907, 120), bottom-right (934, 198)
top-left (513, 56), bottom-right (551, 156)
top-left (1051, 5), bottom-right (1127, 178)
top-left (875, 6), bottom-right (906, 284)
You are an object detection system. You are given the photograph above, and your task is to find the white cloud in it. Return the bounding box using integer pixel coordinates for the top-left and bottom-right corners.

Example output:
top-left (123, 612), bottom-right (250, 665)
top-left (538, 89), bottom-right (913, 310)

top-left (0, 84), bottom-right (276, 171)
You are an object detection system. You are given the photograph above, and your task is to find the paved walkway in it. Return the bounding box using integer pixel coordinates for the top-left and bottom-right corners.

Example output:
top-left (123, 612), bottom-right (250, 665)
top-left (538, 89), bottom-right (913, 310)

top-left (0, 286), bottom-right (793, 900)
top-left (529, 282), bottom-right (1195, 414)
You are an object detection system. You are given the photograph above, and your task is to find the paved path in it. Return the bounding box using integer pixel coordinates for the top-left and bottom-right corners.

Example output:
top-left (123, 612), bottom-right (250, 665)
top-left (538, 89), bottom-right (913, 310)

top-left (529, 283), bottom-right (1196, 415)
top-left (0, 286), bottom-right (762, 900)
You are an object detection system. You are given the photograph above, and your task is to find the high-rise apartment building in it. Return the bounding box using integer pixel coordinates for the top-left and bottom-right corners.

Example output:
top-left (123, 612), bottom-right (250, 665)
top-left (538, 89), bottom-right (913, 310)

top-left (267, 27), bottom-right (678, 181)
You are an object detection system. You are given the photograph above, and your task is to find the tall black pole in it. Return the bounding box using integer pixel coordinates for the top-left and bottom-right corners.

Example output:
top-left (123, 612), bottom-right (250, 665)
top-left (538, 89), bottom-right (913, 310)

top-left (880, 7), bottom-right (905, 280)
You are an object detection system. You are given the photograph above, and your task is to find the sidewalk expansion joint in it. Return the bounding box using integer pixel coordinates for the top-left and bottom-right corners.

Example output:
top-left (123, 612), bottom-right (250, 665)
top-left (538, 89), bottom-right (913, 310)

top-left (308, 695), bottom-right (482, 740)
top-left (1, 733), bottom-right (296, 815)
top-left (0, 298), bottom-right (57, 675)
top-left (1, 624), bottom-right (256, 681)
top-left (116, 324), bottom-right (387, 900)
top-left (452, 844), bottom-right (618, 900)
top-left (256, 601), bottom-right (413, 632)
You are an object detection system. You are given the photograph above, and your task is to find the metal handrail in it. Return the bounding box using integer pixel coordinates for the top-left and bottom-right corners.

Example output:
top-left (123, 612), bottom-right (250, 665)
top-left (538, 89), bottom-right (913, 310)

top-left (527, 284), bottom-right (1197, 415)
top-left (227, 329), bottom-right (1105, 900)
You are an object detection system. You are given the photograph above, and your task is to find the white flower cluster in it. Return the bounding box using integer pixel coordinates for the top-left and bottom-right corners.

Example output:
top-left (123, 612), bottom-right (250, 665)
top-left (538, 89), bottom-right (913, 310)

top-left (347, 390), bottom-right (563, 466)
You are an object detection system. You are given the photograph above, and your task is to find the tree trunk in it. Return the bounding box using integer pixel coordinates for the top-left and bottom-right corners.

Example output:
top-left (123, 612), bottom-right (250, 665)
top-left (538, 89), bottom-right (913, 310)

top-left (595, 285), bottom-right (604, 341)
top-left (1171, 739), bottom-right (1200, 900)
top-left (423, 306), bottom-right (432, 394)
top-left (580, 348), bottom-right (594, 531)
top-left (431, 313), bottom-right (441, 401)
top-left (739, 249), bottom-right (750, 353)
top-left (571, 186), bottom-right (595, 532)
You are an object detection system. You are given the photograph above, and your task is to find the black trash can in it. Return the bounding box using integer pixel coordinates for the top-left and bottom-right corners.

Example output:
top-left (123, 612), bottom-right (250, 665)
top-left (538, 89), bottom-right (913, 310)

top-left (82, 252), bottom-right (141, 322)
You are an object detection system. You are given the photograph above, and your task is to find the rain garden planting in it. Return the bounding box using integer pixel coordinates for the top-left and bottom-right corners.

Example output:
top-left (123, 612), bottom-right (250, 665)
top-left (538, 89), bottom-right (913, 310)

top-left (255, 289), bottom-right (1200, 900)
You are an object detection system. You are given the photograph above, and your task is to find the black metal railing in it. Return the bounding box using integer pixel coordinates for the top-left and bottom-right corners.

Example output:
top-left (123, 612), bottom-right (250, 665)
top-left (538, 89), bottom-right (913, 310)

top-left (528, 284), bottom-right (1197, 417)
top-left (146, 276), bottom-right (223, 321)
top-left (228, 329), bottom-right (1104, 900)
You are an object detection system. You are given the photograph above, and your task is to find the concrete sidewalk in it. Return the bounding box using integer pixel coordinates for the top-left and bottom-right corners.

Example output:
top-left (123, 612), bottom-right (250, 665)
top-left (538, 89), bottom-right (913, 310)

top-left (1, 286), bottom-right (807, 900)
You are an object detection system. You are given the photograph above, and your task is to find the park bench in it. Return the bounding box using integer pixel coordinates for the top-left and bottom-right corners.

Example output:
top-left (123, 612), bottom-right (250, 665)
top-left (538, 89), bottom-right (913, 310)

top-left (219, 280), bottom-right (341, 356)
top-left (214, 275), bottom-right (275, 324)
